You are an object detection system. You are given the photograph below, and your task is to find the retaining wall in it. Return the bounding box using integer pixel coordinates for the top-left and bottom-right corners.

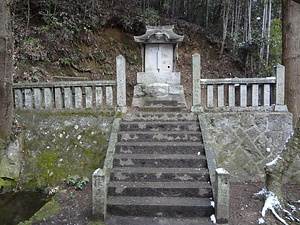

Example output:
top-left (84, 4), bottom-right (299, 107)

top-left (199, 111), bottom-right (299, 183)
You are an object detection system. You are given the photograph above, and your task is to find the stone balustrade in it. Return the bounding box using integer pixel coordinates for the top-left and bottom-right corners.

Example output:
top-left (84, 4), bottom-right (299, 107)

top-left (13, 55), bottom-right (127, 112)
top-left (13, 80), bottom-right (117, 110)
top-left (192, 53), bottom-right (287, 112)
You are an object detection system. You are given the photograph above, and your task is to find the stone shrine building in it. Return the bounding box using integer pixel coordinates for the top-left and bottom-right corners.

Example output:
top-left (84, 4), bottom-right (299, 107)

top-left (132, 25), bottom-right (186, 107)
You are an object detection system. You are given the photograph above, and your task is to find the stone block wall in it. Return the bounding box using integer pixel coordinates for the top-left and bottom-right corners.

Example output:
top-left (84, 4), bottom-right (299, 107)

top-left (199, 112), bottom-right (300, 183)
top-left (0, 110), bottom-right (115, 189)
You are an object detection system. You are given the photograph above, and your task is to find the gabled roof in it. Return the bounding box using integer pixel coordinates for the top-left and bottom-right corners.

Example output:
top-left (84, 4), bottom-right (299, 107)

top-left (134, 25), bottom-right (184, 44)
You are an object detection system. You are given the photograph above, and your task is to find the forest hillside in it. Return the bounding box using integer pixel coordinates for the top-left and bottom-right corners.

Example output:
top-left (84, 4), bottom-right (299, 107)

top-left (12, 0), bottom-right (277, 105)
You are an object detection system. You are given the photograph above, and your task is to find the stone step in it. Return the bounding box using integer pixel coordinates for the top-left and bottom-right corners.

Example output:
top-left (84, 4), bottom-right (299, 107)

top-left (107, 196), bottom-right (214, 218)
top-left (119, 121), bottom-right (200, 132)
top-left (108, 181), bottom-right (212, 198)
top-left (105, 215), bottom-right (215, 225)
top-left (144, 100), bottom-right (178, 107)
top-left (118, 131), bottom-right (202, 142)
top-left (122, 112), bottom-right (197, 122)
top-left (110, 167), bottom-right (210, 182)
top-left (137, 106), bottom-right (184, 112)
top-left (113, 154), bottom-right (207, 168)
top-left (115, 142), bottom-right (205, 155)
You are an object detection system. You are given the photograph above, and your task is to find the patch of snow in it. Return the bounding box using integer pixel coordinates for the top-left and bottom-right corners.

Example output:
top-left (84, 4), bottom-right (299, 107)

top-left (210, 214), bottom-right (216, 224)
top-left (261, 192), bottom-right (280, 217)
top-left (74, 124), bottom-right (79, 130)
top-left (265, 155), bottom-right (282, 167)
top-left (266, 148), bottom-right (270, 152)
top-left (216, 167), bottom-right (229, 174)
top-left (261, 191), bottom-right (288, 225)
top-left (211, 200), bottom-right (215, 208)
top-left (258, 217), bottom-right (265, 224)
top-left (77, 135), bottom-right (82, 140)
top-left (197, 152), bottom-right (200, 155)
top-left (286, 131), bottom-right (294, 144)
top-left (288, 203), bottom-right (297, 212)
top-left (255, 187), bottom-right (268, 196)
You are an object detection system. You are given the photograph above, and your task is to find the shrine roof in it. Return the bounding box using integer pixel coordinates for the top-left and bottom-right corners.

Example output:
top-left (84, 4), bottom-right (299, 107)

top-left (134, 25), bottom-right (184, 44)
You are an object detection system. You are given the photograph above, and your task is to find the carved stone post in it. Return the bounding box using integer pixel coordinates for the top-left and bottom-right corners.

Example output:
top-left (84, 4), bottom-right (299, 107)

top-left (215, 168), bottom-right (230, 224)
top-left (274, 64), bottom-right (288, 111)
top-left (92, 168), bottom-right (107, 220)
top-left (116, 55), bottom-right (127, 113)
top-left (191, 53), bottom-right (203, 112)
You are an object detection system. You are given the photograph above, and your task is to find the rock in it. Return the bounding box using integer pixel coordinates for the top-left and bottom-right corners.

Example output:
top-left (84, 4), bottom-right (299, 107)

top-left (0, 137), bottom-right (22, 180)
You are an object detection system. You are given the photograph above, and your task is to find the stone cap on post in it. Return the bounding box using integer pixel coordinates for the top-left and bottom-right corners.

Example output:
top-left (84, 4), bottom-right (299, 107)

top-left (134, 25), bottom-right (184, 44)
top-left (215, 168), bottom-right (230, 224)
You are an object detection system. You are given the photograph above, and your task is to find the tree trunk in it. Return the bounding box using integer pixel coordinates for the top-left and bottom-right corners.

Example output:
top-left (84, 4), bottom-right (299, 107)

top-left (265, 119), bottom-right (300, 204)
top-left (265, 0), bottom-right (272, 65)
top-left (248, 0), bottom-right (252, 41)
top-left (260, 0), bottom-right (267, 61)
top-left (221, 0), bottom-right (231, 54)
top-left (282, 0), bottom-right (300, 125)
top-left (265, 0), bottom-right (300, 204)
top-left (0, 0), bottom-right (13, 140)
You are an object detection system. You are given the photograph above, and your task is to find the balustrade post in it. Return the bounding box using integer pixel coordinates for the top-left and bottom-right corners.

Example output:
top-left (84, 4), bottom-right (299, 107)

top-left (215, 168), bottom-right (230, 224)
top-left (274, 64), bottom-right (288, 111)
top-left (116, 55), bottom-right (127, 113)
top-left (92, 168), bottom-right (107, 220)
top-left (191, 53), bottom-right (203, 112)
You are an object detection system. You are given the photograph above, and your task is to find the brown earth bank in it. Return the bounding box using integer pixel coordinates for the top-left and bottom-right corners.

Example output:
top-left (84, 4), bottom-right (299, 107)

top-left (22, 182), bottom-right (300, 225)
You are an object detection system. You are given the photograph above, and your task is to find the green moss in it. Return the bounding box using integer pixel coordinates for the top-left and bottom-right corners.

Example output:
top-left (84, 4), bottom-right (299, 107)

top-left (0, 178), bottom-right (6, 188)
top-left (29, 197), bottom-right (60, 222)
top-left (18, 221), bottom-right (31, 225)
top-left (22, 178), bottom-right (39, 190)
top-left (88, 222), bottom-right (105, 225)
top-left (0, 177), bottom-right (17, 191)
top-left (21, 114), bottom-right (111, 188)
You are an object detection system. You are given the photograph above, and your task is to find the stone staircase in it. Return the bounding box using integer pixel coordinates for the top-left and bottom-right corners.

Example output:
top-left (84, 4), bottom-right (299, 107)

top-left (106, 111), bottom-right (215, 224)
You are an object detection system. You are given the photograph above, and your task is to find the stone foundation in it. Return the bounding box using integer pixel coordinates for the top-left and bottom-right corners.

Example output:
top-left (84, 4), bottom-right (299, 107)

top-left (132, 72), bottom-right (186, 107)
top-left (199, 112), bottom-right (299, 183)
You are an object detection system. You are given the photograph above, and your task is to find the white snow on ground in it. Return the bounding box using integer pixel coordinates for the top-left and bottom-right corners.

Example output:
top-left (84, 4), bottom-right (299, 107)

top-left (210, 214), bottom-right (216, 224)
top-left (256, 188), bottom-right (289, 225)
top-left (258, 217), bottom-right (265, 224)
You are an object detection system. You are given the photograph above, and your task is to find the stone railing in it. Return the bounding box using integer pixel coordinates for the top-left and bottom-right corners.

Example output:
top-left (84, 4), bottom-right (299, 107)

top-left (191, 53), bottom-right (287, 112)
top-left (13, 55), bottom-right (127, 112)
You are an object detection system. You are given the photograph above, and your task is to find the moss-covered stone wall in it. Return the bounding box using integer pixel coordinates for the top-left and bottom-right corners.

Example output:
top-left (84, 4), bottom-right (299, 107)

top-left (16, 110), bottom-right (115, 189)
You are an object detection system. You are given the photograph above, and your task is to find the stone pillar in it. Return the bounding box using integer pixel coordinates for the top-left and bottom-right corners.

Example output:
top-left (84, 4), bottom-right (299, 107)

top-left (191, 53), bottom-right (203, 112)
top-left (92, 168), bottom-right (107, 220)
top-left (116, 55), bottom-right (127, 113)
top-left (274, 64), bottom-right (287, 111)
top-left (215, 168), bottom-right (230, 224)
